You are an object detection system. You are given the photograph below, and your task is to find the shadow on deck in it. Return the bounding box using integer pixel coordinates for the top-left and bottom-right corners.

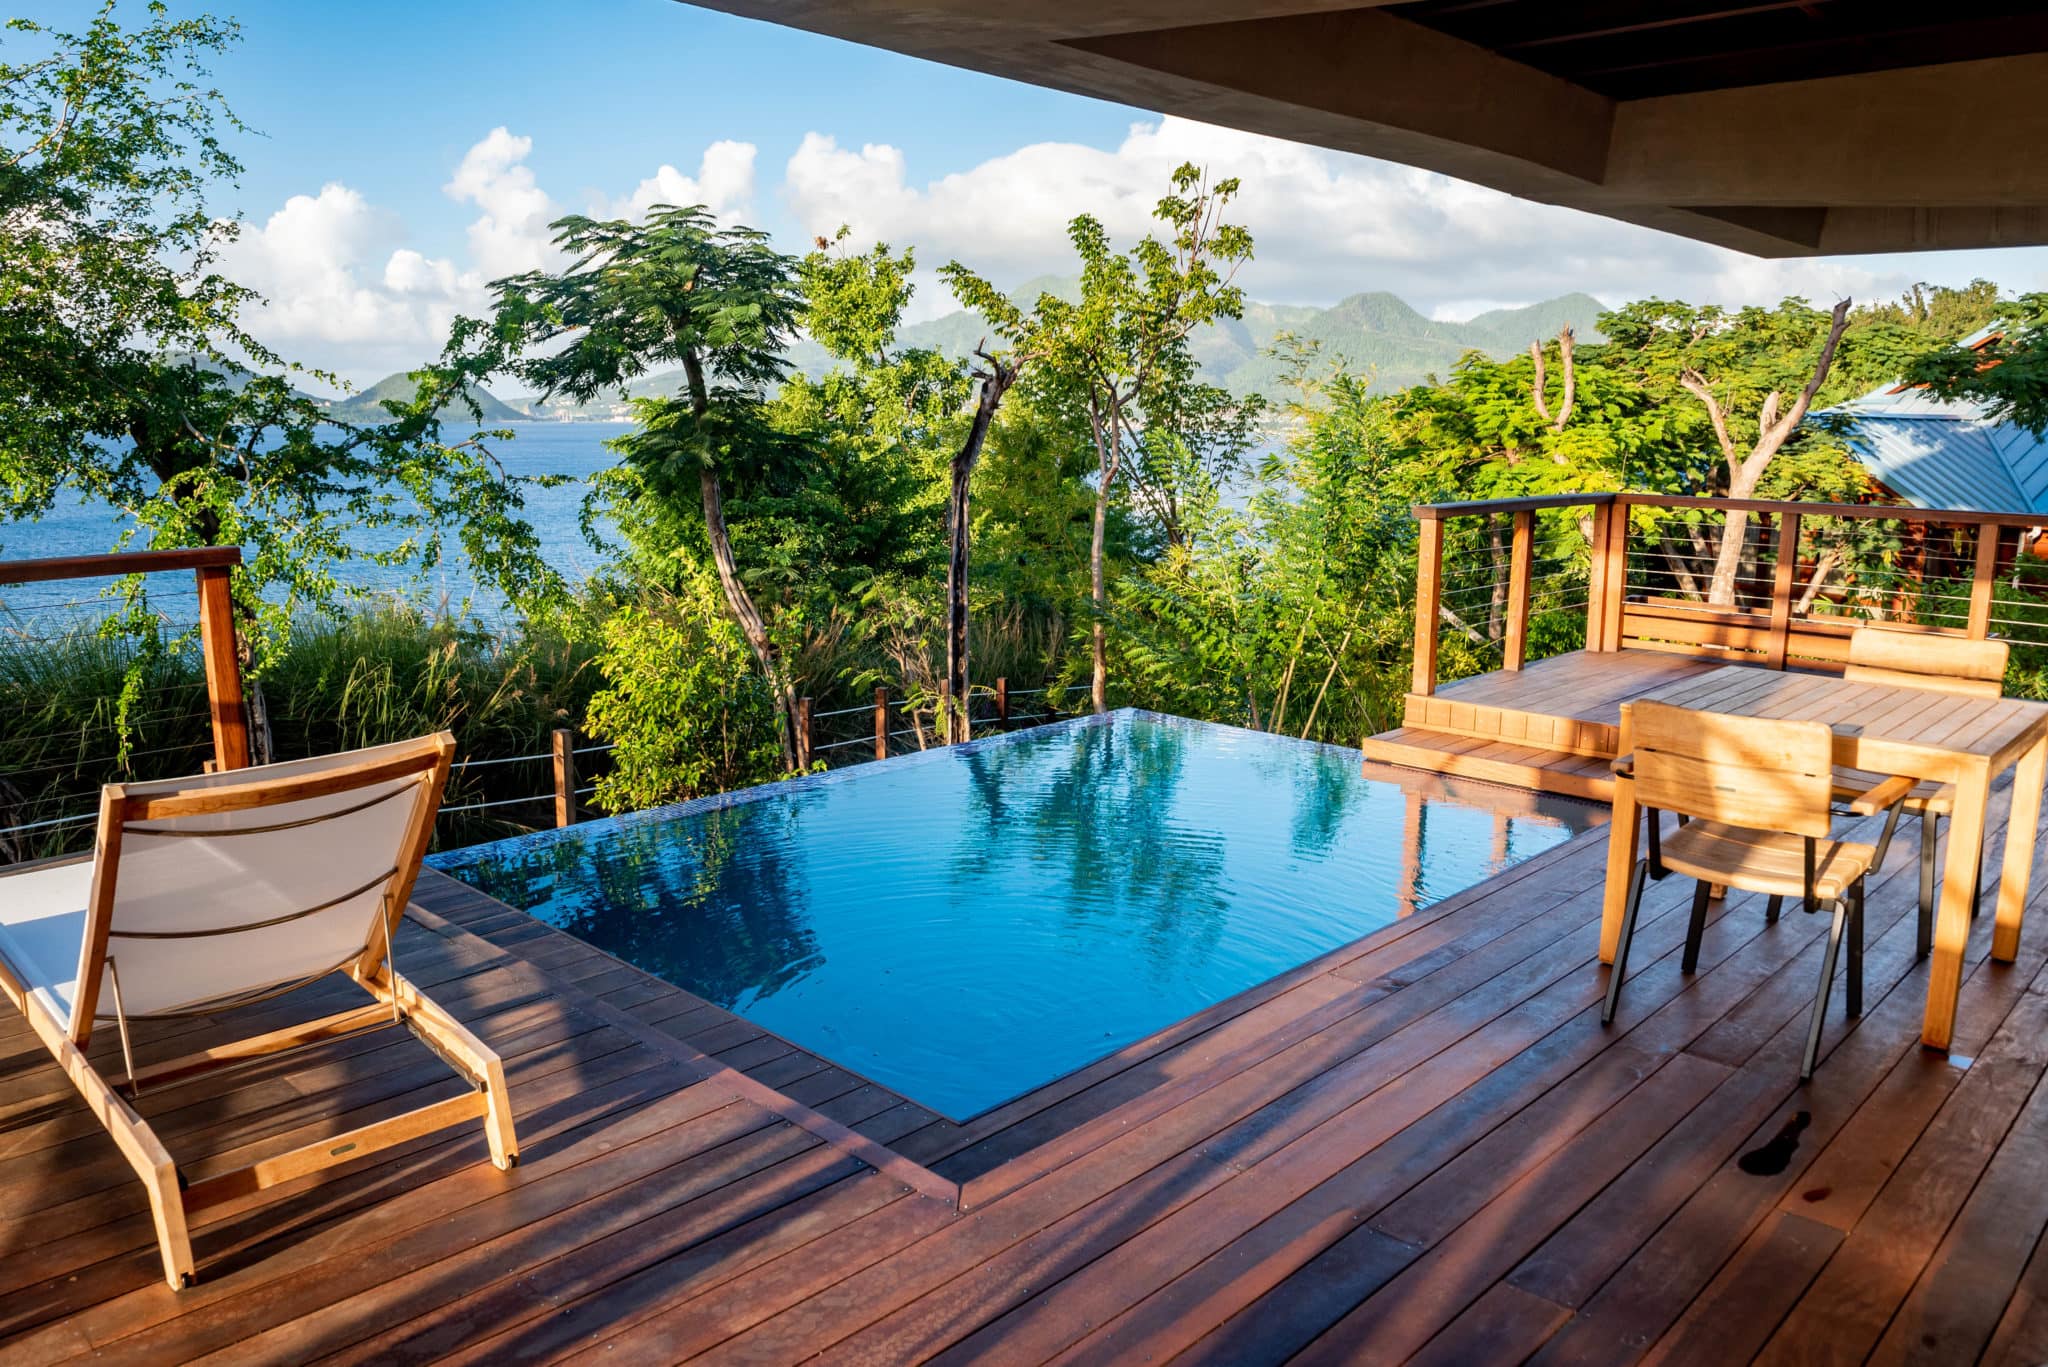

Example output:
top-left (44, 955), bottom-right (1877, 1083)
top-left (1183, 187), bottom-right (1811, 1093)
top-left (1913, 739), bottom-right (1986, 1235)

top-left (5, 770), bottom-right (2048, 1361)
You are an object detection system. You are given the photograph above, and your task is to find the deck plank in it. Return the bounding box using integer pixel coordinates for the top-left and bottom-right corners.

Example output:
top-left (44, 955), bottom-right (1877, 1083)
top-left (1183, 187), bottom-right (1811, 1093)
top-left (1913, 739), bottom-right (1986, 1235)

top-left (3, 728), bottom-right (2045, 1363)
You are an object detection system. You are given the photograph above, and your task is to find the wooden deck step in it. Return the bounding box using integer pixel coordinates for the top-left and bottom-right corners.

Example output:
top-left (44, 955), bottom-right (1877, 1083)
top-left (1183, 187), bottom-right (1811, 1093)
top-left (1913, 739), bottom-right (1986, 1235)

top-left (1361, 727), bottom-right (1617, 801)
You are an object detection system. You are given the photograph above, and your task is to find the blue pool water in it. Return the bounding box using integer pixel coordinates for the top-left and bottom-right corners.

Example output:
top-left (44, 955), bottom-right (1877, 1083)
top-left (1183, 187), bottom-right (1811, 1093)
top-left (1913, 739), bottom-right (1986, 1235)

top-left (430, 711), bottom-right (1600, 1120)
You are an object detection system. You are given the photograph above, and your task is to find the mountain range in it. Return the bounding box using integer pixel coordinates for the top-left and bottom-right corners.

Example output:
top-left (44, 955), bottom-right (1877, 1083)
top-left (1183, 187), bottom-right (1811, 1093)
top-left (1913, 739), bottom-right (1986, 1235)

top-left (464, 283), bottom-right (1608, 421)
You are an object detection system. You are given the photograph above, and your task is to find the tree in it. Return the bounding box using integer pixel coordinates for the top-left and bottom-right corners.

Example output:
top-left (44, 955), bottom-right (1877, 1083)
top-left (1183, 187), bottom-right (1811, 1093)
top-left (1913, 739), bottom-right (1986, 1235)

top-left (455, 206), bottom-right (811, 766)
top-left (1908, 292), bottom-right (2048, 436)
top-left (1598, 298), bottom-right (1854, 605)
top-left (799, 232), bottom-right (994, 745)
top-left (0, 1), bottom-right (558, 665)
top-left (949, 164), bottom-right (1253, 713)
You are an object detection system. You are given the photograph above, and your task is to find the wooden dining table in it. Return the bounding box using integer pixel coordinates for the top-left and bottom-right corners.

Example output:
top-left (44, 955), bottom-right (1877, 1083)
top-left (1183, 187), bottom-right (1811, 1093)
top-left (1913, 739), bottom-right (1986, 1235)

top-left (1598, 664), bottom-right (2048, 1052)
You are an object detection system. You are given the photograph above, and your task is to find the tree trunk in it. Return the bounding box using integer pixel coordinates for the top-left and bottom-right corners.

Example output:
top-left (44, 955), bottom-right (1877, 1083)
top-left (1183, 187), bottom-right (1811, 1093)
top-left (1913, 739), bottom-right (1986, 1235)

top-left (1486, 516), bottom-right (1508, 642)
top-left (945, 352), bottom-right (1017, 744)
top-left (1087, 397), bottom-right (1121, 715)
top-left (682, 351), bottom-right (801, 769)
top-left (1691, 299), bottom-right (1853, 608)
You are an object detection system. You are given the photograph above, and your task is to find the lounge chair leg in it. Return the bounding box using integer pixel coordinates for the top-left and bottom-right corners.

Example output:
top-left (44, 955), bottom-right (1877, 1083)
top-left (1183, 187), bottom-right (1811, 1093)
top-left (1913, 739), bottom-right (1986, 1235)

top-left (1765, 895), bottom-right (1784, 924)
top-left (482, 1054), bottom-right (518, 1170)
top-left (1918, 816), bottom-right (1938, 958)
top-left (1603, 861), bottom-right (1650, 1027)
top-left (1683, 880), bottom-right (1712, 974)
top-left (1803, 897), bottom-right (1851, 1082)
top-left (141, 1158), bottom-right (197, 1289)
top-left (1847, 882), bottom-right (1865, 1018)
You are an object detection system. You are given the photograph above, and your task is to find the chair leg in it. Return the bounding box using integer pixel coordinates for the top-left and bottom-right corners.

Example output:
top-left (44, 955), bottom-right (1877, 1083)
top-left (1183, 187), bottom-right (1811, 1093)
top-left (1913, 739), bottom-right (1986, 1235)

top-left (1847, 881), bottom-right (1865, 1019)
top-left (1918, 815), bottom-right (1938, 959)
top-left (1803, 896), bottom-right (1852, 1082)
top-left (1765, 894), bottom-right (1784, 924)
top-left (1682, 880), bottom-right (1712, 973)
top-left (1603, 860), bottom-right (1651, 1027)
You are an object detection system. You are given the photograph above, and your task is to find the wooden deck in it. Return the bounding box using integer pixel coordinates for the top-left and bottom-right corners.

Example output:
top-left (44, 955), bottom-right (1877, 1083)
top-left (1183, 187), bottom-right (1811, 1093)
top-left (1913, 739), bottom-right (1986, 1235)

top-left (7, 786), bottom-right (2048, 1362)
top-left (1365, 651), bottom-right (1729, 799)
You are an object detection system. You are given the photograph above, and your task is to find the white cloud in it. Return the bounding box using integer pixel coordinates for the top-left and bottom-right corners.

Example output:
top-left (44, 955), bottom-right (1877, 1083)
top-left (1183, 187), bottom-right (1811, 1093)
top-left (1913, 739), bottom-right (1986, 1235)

top-left (444, 126), bottom-right (562, 282)
top-left (218, 182), bottom-right (474, 381)
top-left (603, 139), bottom-right (759, 222)
top-left (226, 116), bottom-right (2048, 387)
top-left (225, 129), bottom-right (766, 388)
top-left (781, 115), bottom-right (2048, 323)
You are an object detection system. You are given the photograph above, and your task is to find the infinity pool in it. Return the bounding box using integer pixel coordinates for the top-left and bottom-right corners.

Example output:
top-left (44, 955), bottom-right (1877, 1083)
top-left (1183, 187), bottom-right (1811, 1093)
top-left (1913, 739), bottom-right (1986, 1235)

top-left (430, 711), bottom-right (1599, 1120)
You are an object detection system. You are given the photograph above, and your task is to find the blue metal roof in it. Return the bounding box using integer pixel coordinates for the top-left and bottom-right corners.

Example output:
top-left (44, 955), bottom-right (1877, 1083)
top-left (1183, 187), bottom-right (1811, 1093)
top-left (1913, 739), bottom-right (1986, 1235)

top-left (1828, 335), bottom-right (2048, 514)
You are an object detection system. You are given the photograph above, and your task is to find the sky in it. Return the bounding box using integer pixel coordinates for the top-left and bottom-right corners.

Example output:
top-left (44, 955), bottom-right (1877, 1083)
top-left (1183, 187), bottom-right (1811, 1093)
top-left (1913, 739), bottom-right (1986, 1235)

top-left (151, 0), bottom-right (2048, 391)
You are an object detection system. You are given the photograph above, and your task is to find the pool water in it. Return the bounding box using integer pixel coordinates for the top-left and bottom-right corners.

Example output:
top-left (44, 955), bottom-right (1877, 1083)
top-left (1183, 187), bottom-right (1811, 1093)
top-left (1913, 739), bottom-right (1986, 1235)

top-left (430, 711), bottom-right (1599, 1120)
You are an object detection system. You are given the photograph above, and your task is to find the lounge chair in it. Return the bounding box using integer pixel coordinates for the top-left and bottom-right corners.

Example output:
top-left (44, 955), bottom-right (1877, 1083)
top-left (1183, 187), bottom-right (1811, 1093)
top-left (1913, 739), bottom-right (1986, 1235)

top-left (0, 733), bottom-right (517, 1289)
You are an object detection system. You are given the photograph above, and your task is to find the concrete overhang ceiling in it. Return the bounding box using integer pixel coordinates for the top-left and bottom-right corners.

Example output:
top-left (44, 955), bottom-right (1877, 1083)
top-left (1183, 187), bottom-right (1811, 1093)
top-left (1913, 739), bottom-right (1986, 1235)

top-left (686, 0), bottom-right (2048, 257)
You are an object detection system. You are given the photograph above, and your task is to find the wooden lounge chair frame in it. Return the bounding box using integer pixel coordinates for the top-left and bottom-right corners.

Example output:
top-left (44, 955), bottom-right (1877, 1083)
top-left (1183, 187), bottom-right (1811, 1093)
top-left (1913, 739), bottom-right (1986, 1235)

top-left (0, 733), bottom-right (517, 1289)
top-left (1603, 702), bottom-right (1912, 1080)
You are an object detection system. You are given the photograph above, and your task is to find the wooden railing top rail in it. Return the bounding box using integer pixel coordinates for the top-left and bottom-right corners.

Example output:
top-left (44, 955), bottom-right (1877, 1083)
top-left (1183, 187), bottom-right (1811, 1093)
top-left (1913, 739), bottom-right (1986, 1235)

top-left (1412, 491), bottom-right (2048, 530)
top-left (0, 545), bottom-right (242, 586)
top-left (0, 545), bottom-right (248, 770)
top-left (1619, 494), bottom-right (2048, 529)
top-left (1412, 493), bottom-right (1617, 520)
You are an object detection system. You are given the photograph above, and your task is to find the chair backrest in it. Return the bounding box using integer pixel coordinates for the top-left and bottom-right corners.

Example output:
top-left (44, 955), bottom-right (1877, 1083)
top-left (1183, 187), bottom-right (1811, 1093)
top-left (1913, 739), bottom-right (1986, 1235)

top-left (1845, 626), bottom-right (2008, 698)
top-left (1628, 701), bottom-right (1835, 838)
top-left (68, 732), bottom-right (455, 1042)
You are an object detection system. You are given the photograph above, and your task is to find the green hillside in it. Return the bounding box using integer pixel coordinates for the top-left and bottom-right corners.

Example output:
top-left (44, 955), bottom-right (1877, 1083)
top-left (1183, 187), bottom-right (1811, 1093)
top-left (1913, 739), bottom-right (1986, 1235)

top-left (327, 372), bottom-right (530, 424)
top-left (533, 284), bottom-right (1608, 417)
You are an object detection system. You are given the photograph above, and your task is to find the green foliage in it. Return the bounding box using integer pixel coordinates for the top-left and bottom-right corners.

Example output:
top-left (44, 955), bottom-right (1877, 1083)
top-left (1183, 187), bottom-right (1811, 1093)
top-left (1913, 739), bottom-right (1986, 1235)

top-left (582, 577), bottom-right (785, 810)
top-left (0, 1), bottom-right (561, 664)
top-left (1908, 292), bottom-right (2048, 435)
top-left (1108, 358), bottom-right (1417, 741)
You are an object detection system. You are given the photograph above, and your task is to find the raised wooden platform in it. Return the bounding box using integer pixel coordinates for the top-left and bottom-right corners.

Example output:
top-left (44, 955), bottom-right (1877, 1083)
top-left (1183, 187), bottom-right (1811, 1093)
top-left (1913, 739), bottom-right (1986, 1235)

top-left (1365, 650), bottom-right (1729, 799)
top-left (7, 782), bottom-right (2048, 1362)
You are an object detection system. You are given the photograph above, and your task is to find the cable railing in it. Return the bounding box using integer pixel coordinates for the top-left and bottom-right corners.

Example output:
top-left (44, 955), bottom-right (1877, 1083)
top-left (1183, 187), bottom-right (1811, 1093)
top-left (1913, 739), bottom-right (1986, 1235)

top-left (802, 679), bottom-right (1068, 766)
top-left (1407, 491), bottom-right (2048, 699)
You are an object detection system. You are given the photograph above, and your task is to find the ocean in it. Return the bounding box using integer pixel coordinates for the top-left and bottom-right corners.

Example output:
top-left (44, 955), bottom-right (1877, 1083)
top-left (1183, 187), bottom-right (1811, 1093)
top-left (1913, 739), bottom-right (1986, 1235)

top-left (0, 422), bottom-right (633, 625)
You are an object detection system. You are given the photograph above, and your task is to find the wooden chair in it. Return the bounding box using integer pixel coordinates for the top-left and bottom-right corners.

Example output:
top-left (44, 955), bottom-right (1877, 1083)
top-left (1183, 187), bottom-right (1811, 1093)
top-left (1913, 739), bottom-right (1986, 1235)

top-left (0, 733), bottom-right (517, 1289)
top-left (1603, 701), bottom-right (1912, 1080)
top-left (1829, 626), bottom-right (2010, 957)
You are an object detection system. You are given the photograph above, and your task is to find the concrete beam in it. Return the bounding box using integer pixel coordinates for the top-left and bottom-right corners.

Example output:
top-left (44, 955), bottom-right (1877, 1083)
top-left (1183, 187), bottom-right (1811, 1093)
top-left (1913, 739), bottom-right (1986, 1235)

top-left (678, 0), bottom-right (2048, 257)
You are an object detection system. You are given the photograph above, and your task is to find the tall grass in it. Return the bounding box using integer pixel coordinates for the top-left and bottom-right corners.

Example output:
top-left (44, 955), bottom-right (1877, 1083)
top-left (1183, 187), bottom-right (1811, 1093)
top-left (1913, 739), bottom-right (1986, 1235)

top-left (0, 589), bottom-right (1070, 864)
top-left (0, 601), bottom-right (608, 862)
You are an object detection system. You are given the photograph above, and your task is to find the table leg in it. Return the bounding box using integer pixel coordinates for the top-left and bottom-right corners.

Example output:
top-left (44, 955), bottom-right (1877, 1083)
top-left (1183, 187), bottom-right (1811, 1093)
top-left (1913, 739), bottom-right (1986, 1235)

top-left (1600, 774), bottom-right (1639, 965)
top-left (1923, 757), bottom-right (1991, 1052)
top-left (1994, 730), bottom-right (2048, 963)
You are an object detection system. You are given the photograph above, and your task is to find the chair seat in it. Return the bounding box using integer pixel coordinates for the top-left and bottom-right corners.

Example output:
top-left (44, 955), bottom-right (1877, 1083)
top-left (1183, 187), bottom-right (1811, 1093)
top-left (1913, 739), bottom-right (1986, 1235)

top-left (1659, 821), bottom-right (1878, 900)
top-left (1832, 767), bottom-right (1953, 817)
top-left (0, 858), bottom-right (90, 1028)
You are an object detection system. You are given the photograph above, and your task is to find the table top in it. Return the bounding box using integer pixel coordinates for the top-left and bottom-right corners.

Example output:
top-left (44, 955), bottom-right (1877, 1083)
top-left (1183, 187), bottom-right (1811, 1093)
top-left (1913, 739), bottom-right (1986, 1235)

top-left (1635, 664), bottom-right (2048, 774)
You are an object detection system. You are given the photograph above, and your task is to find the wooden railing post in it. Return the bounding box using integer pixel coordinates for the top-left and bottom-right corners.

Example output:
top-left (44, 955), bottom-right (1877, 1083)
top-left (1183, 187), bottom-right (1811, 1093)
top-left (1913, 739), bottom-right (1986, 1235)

top-left (874, 686), bottom-right (889, 761)
top-left (552, 728), bottom-right (575, 828)
top-left (1503, 508), bottom-right (1535, 671)
top-left (796, 696), bottom-right (814, 768)
top-left (1599, 498), bottom-right (1629, 652)
top-left (1585, 501), bottom-right (1613, 653)
top-left (996, 677), bottom-right (1009, 729)
top-left (1765, 510), bottom-right (1801, 670)
top-left (193, 562), bottom-right (250, 771)
top-left (1411, 514), bottom-right (1445, 696)
top-left (1968, 524), bottom-right (2000, 639)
